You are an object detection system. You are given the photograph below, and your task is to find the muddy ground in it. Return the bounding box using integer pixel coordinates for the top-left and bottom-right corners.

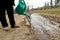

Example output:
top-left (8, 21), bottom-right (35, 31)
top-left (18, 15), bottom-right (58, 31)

top-left (41, 14), bottom-right (60, 40)
top-left (0, 14), bottom-right (60, 40)
top-left (0, 14), bottom-right (38, 40)
top-left (40, 14), bottom-right (60, 27)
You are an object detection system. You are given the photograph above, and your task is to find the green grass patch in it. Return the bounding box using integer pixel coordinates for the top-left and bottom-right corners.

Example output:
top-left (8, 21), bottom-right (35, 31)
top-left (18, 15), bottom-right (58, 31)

top-left (35, 9), bottom-right (60, 15)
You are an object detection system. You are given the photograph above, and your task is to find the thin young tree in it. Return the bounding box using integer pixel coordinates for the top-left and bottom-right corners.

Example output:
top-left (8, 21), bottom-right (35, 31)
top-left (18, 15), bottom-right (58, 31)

top-left (47, 2), bottom-right (49, 9)
top-left (50, 0), bottom-right (53, 8)
top-left (44, 2), bottom-right (47, 9)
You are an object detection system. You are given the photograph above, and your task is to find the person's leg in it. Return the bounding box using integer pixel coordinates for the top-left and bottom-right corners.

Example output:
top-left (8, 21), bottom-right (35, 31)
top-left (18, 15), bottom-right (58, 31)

top-left (6, 5), bottom-right (16, 28)
top-left (0, 7), bottom-right (8, 27)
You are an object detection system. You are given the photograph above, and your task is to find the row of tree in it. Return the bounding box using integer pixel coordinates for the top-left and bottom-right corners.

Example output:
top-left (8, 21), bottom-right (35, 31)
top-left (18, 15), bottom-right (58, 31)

top-left (44, 0), bottom-right (60, 9)
top-left (27, 0), bottom-right (60, 11)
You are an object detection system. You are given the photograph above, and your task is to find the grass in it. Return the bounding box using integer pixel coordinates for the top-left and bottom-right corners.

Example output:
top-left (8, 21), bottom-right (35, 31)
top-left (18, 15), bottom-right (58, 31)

top-left (33, 8), bottom-right (60, 15)
top-left (38, 10), bottom-right (60, 14)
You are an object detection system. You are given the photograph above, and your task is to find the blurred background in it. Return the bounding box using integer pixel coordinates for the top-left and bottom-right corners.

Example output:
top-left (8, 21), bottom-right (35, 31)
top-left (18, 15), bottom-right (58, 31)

top-left (14, 0), bottom-right (60, 15)
top-left (14, 0), bottom-right (60, 9)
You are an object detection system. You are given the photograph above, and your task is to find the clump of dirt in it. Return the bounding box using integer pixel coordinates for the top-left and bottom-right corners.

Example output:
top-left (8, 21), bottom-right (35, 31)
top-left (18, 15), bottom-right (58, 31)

top-left (42, 14), bottom-right (60, 23)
